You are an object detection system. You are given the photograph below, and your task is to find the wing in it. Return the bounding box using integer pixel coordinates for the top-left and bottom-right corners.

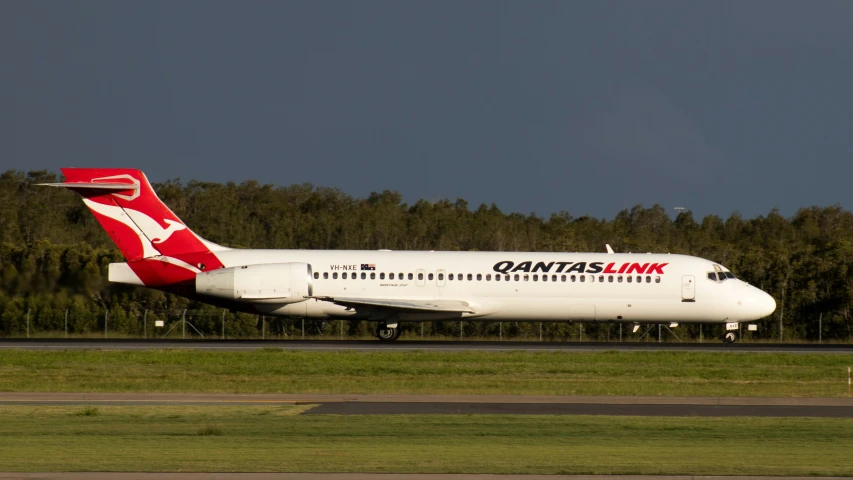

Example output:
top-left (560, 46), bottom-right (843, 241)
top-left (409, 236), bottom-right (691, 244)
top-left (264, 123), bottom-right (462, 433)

top-left (310, 296), bottom-right (475, 313)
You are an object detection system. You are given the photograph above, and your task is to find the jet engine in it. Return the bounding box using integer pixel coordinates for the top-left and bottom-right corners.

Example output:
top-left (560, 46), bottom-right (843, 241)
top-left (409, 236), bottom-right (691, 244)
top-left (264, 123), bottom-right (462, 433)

top-left (196, 263), bottom-right (312, 304)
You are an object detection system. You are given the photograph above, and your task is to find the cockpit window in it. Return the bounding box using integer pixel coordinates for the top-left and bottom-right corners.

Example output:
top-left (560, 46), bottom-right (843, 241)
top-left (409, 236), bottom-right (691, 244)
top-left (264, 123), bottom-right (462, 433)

top-left (707, 269), bottom-right (736, 282)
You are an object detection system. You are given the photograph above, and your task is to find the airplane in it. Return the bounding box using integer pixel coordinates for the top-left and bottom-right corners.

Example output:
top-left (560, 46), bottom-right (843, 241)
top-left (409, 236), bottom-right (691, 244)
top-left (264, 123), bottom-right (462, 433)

top-left (41, 168), bottom-right (777, 343)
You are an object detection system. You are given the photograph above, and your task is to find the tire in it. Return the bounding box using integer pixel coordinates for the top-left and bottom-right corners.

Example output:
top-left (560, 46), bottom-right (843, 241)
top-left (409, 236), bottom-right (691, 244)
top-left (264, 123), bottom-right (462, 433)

top-left (376, 323), bottom-right (400, 342)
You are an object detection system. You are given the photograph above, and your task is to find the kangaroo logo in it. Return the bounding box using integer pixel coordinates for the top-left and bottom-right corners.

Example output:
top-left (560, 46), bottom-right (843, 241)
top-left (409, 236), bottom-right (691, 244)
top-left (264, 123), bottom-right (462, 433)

top-left (82, 199), bottom-right (187, 255)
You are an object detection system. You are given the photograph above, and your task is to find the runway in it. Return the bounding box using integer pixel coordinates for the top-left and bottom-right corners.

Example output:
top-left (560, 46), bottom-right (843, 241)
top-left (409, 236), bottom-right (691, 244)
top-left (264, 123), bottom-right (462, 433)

top-left (2, 392), bottom-right (851, 417)
top-left (2, 338), bottom-right (852, 353)
top-left (4, 475), bottom-right (851, 480)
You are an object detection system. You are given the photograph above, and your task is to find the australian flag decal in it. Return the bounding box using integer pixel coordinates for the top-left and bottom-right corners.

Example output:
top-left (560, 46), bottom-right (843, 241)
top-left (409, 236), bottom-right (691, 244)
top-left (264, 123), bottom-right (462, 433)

top-left (361, 264), bottom-right (376, 271)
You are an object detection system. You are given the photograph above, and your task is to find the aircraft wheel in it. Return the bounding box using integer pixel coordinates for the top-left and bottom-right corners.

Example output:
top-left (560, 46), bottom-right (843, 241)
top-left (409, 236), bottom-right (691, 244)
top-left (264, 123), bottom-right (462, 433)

top-left (376, 323), bottom-right (400, 342)
top-left (723, 332), bottom-right (737, 343)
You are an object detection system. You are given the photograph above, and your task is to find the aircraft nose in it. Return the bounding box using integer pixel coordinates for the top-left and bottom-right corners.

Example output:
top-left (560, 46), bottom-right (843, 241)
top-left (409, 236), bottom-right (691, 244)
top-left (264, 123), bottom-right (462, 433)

top-left (739, 285), bottom-right (776, 320)
top-left (754, 290), bottom-right (776, 318)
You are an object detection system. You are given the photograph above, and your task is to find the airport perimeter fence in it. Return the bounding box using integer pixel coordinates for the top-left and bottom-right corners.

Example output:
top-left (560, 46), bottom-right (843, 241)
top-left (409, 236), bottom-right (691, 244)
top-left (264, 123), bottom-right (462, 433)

top-left (0, 303), bottom-right (848, 343)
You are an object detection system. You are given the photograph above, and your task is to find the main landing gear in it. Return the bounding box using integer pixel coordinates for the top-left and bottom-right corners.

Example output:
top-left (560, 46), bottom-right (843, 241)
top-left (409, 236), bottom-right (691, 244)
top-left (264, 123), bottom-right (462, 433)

top-left (376, 322), bottom-right (400, 342)
top-left (723, 332), bottom-right (738, 343)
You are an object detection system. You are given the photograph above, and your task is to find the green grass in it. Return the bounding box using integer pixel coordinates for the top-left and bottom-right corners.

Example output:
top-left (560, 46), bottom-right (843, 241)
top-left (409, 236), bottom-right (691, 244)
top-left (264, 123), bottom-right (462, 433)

top-left (0, 405), bottom-right (850, 475)
top-left (1, 349), bottom-right (852, 396)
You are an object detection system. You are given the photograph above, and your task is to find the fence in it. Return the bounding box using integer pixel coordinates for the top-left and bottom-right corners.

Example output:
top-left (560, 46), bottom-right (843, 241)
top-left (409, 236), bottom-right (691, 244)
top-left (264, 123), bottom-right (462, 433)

top-left (0, 305), bottom-right (837, 343)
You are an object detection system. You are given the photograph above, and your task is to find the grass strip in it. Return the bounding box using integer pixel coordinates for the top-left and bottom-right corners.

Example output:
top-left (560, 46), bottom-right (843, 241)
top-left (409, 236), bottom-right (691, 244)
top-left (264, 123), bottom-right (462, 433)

top-left (2, 349), bottom-right (852, 397)
top-left (0, 405), bottom-right (849, 475)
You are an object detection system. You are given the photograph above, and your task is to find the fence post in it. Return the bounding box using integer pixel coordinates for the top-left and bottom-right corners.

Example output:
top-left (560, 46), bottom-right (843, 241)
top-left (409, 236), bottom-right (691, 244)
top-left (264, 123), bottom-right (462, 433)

top-left (499, 321), bottom-right (502, 341)
top-left (222, 310), bottom-right (226, 339)
top-left (619, 323), bottom-right (622, 342)
top-left (261, 315), bottom-right (265, 340)
top-left (460, 321), bottom-right (463, 340)
top-left (819, 313), bottom-right (822, 344)
top-left (302, 318), bottom-right (304, 339)
top-left (539, 322), bottom-right (542, 342)
top-left (658, 324), bottom-right (661, 343)
top-left (26, 309), bottom-right (30, 338)
top-left (700, 324), bottom-right (703, 343)
top-left (65, 309), bottom-right (69, 338)
top-left (105, 308), bottom-right (109, 338)
top-left (182, 309), bottom-right (186, 339)
top-left (421, 322), bottom-right (424, 340)
top-left (580, 323), bottom-right (584, 342)
top-left (340, 320), bottom-right (343, 340)
top-left (143, 309), bottom-right (148, 338)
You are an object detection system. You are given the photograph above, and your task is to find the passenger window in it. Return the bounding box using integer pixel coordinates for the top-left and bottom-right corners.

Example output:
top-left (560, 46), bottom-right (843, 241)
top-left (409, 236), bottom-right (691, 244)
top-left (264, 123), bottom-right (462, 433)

top-left (646, 276), bottom-right (651, 283)
top-left (552, 275), bottom-right (557, 282)
top-left (495, 275), bottom-right (500, 282)
top-left (561, 275), bottom-right (566, 282)
top-left (505, 275), bottom-right (510, 281)
top-left (627, 276), bottom-right (632, 283)
top-left (618, 276), bottom-right (623, 283)
top-left (599, 275), bottom-right (604, 283)
top-left (353, 274), bottom-right (357, 280)
top-left (418, 273), bottom-right (424, 280)
top-left (636, 276), bottom-right (641, 283)
top-left (580, 275), bottom-right (585, 282)
top-left (608, 275), bottom-right (613, 282)
top-left (542, 275), bottom-right (548, 282)
top-left (371, 273), bottom-right (376, 280)
top-left (361, 272), bottom-right (366, 279)
top-left (514, 274), bottom-right (520, 281)
top-left (448, 273), bottom-right (454, 281)
top-left (468, 274), bottom-right (473, 281)
top-left (380, 273), bottom-right (385, 280)
top-left (477, 274), bottom-right (482, 281)
top-left (655, 276), bottom-right (661, 283)
top-left (524, 274), bottom-right (529, 281)
top-left (408, 273), bottom-right (413, 280)
top-left (389, 273), bottom-right (395, 280)
top-left (324, 272), bottom-right (329, 279)
top-left (428, 273), bottom-right (434, 281)
top-left (333, 272), bottom-right (338, 279)
top-left (533, 274), bottom-right (538, 281)
top-left (313, 272), bottom-right (319, 279)
top-left (438, 273), bottom-right (444, 280)
top-left (486, 274), bottom-right (491, 281)
top-left (399, 273), bottom-right (404, 279)
top-left (571, 275), bottom-right (576, 282)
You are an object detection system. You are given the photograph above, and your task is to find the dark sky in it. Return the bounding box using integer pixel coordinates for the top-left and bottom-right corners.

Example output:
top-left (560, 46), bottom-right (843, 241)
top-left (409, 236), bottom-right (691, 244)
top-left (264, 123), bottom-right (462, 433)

top-left (3, 1), bottom-right (852, 220)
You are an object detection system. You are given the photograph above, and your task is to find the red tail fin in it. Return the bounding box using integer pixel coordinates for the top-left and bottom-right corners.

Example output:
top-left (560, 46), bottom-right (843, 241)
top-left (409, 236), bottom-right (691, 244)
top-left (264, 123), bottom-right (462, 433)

top-left (45, 168), bottom-right (227, 264)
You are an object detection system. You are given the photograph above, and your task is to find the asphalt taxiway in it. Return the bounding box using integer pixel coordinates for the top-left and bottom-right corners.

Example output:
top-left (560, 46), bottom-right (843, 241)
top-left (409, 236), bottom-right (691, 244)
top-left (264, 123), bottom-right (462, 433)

top-left (2, 392), bottom-right (851, 417)
top-left (2, 338), bottom-right (852, 353)
top-left (4, 475), bottom-right (852, 480)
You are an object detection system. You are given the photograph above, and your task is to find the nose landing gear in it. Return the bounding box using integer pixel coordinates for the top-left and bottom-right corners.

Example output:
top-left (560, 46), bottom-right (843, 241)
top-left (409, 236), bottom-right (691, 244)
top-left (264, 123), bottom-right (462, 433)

top-left (376, 322), bottom-right (400, 342)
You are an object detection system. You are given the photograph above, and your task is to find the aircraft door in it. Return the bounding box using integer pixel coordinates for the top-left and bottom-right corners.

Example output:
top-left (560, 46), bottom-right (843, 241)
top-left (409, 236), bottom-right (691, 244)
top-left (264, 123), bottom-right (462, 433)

top-left (416, 269), bottom-right (426, 287)
top-left (681, 275), bottom-right (695, 302)
top-left (437, 269), bottom-right (446, 287)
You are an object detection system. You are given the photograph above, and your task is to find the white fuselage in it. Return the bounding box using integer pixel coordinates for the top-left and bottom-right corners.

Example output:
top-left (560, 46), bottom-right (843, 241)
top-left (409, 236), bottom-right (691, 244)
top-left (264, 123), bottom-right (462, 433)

top-left (206, 249), bottom-right (776, 325)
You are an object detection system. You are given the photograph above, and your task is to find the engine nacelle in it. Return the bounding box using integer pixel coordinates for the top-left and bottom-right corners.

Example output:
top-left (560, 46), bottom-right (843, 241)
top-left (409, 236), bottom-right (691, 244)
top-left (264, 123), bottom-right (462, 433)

top-left (196, 263), bottom-right (312, 304)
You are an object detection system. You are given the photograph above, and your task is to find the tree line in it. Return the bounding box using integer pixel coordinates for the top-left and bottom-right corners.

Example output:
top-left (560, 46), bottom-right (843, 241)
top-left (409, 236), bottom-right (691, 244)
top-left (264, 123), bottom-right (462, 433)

top-left (1, 169), bottom-right (851, 341)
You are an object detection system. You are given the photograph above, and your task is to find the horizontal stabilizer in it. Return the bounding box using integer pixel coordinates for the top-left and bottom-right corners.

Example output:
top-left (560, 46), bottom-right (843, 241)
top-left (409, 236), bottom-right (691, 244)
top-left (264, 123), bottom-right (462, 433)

top-left (38, 182), bottom-right (140, 191)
